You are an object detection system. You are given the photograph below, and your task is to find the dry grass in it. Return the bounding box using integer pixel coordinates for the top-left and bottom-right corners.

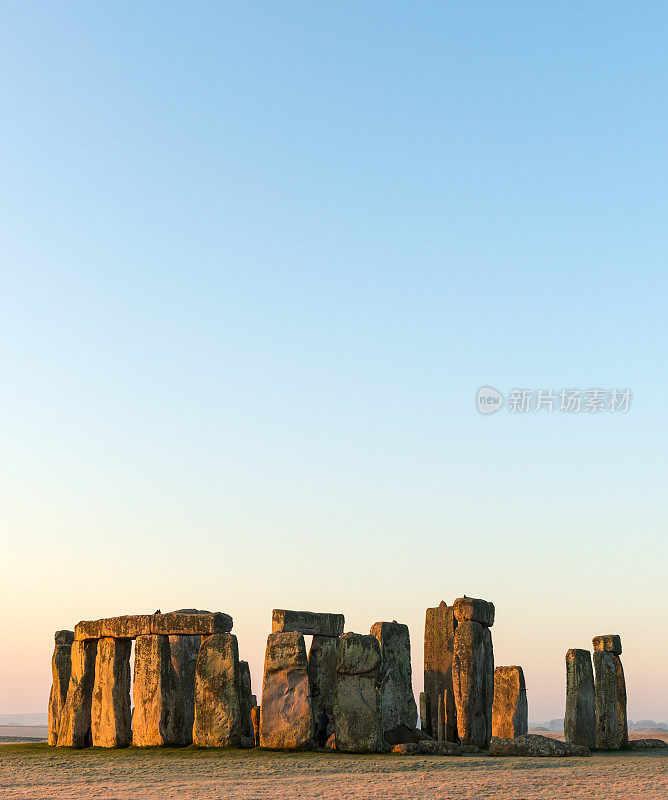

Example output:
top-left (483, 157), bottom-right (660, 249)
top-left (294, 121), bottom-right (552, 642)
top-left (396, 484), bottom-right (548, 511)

top-left (0, 743), bottom-right (666, 800)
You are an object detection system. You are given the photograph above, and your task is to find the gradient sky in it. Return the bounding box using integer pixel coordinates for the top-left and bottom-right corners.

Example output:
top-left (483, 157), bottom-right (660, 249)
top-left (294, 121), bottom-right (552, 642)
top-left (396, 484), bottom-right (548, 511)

top-left (1, 2), bottom-right (667, 722)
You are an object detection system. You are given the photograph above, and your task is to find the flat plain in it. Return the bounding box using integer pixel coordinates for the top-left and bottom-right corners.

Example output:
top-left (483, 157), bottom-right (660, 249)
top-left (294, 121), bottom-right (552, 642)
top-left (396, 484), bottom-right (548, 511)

top-left (0, 742), bottom-right (666, 800)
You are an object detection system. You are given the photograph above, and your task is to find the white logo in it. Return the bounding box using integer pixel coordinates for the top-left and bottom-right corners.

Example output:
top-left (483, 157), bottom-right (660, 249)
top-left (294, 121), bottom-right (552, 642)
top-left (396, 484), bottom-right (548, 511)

top-left (477, 386), bottom-right (503, 414)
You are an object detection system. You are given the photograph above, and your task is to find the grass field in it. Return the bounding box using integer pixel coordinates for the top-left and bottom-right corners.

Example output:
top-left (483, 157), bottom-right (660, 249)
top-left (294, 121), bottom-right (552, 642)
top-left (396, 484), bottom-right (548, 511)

top-left (1, 742), bottom-right (666, 800)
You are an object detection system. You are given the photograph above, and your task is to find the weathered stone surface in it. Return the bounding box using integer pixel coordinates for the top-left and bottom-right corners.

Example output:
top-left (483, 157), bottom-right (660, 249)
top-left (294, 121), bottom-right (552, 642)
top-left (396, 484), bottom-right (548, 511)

top-left (629, 738), bottom-right (667, 748)
top-left (594, 650), bottom-right (619, 750)
top-left (490, 733), bottom-right (590, 757)
top-left (57, 639), bottom-right (97, 747)
top-left (154, 610), bottom-right (232, 636)
top-left (453, 597), bottom-right (495, 628)
top-left (424, 601), bottom-right (457, 741)
top-left (271, 609), bottom-right (344, 637)
top-left (326, 733), bottom-right (336, 749)
top-left (260, 632), bottom-right (312, 750)
top-left (238, 660), bottom-right (254, 738)
top-left (169, 634), bottom-right (201, 745)
top-left (132, 634), bottom-right (184, 746)
top-left (334, 632), bottom-right (384, 753)
top-left (418, 740), bottom-right (462, 755)
top-left (612, 655), bottom-right (628, 748)
top-left (48, 632), bottom-right (73, 746)
top-left (75, 615), bottom-right (152, 641)
top-left (91, 637), bottom-right (131, 747)
top-left (307, 635), bottom-right (338, 737)
top-left (251, 705), bottom-right (261, 747)
top-left (392, 742), bottom-right (420, 754)
top-left (193, 633), bottom-right (241, 747)
top-left (482, 627), bottom-right (494, 744)
top-left (564, 649), bottom-right (595, 748)
top-left (453, 620), bottom-right (492, 748)
top-left (437, 692), bottom-right (445, 741)
top-left (371, 621), bottom-right (417, 734)
top-left (592, 634), bottom-right (622, 655)
top-left (419, 691), bottom-right (431, 736)
top-left (74, 611), bottom-right (232, 641)
top-left (492, 666), bottom-right (527, 739)
top-left (385, 723), bottom-right (418, 745)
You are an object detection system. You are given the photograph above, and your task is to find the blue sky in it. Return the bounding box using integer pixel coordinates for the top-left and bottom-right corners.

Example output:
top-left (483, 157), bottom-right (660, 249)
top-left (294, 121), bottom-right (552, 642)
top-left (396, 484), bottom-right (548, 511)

top-left (1, 2), bottom-right (666, 720)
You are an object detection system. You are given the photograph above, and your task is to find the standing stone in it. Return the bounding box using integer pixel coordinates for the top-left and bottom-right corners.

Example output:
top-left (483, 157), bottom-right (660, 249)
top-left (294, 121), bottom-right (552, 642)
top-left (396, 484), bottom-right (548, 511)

top-left (48, 631), bottom-right (74, 746)
top-left (482, 626), bottom-right (494, 744)
top-left (592, 634), bottom-right (622, 655)
top-left (613, 655), bottom-right (628, 748)
top-left (424, 601), bottom-right (458, 741)
top-left (452, 620), bottom-right (487, 748)
top-left (251, 705), bottom-right (261, 747)
top-left (419, 691), bottom-right (431, 735)
top-left (132, 634), bottom-right (184, 746)
top-left (91, 637), bottom-right (132, 747)
top-left (564, 649), bottom-right (595, 748)
top-left (437, 692), bottom-right (446, 741)
top-left (594, 650), bottom-right (619, 749)
top-left (371, 621), bottom-right (417, 736)
top-left (260, 631), bottom-right (312, 750)
top-left (333, 632), bottom-right (384, 753)
top-left (492, 666), bottom-right (528, 739)
top-left (307, 635), bottom-right (338, 737)
top-left (192, 633), bottom-right (242, 747)
top-left (57, 639), bottom-right (97, 747)
top-left (169, 634), bottom-right (201, 745)
top-left (238, 660), bottom-right (254, 738)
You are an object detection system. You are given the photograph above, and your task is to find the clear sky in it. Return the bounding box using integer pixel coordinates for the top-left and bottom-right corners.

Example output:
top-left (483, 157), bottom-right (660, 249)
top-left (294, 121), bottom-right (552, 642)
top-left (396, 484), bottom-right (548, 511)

top-left (1, 2), bottom-right (666, 723)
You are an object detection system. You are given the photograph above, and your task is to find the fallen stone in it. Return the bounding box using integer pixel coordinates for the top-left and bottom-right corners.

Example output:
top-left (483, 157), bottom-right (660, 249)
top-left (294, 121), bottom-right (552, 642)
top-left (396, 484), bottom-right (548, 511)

top-left (594, 650), bottom-right (619, 750)
top-left (564, 649), bottom-right (596, 749)
top-left (74, 611), bottom-right (232, 641)
top-left (592, 634), bottom-right (622, 656)
top-left (169, 634), bottom-right (201, 745)
top-left (48, 631), bottom-right (74, 746)
top-left (453, 620), bottom-right (489, 748)
top-left (307, 635), bottom-right (338, 737)
top-left (91, 637), bottom-right (132, 747)
top-left (492, 666), bottom-right (528, 739)
top-left (629, 738), bottom-right (667, 749)
top-left (57, 639), bottom-right (97, 747)
top-left (490, 733), bottom-right (590, 757)
top-left (385, 723), bottom-right (417, 745)
top-left (613, 655), bottom-right (628, 748)
top-left (271, 609), bottom-right (344, 637)
top-left (391, 742), bottom-right (420, 754)
top-left (460, 744), bottom-right (480, 754)
top-left (371, 621), bottom-right (417, 734)
top-left (418, 740), bottom-right (462, 755)
top-left (424, 601), bottom-right (457, 741)
top-left (192, 633), bottom-right (241, 747)
top-left (251, 706), bottom-right (261, 747)
top-left (238, 660), bottom-right (254, 739)
top-left (453, 597), bottom-right (495, 627)
top-left (260, 632), bottom-right (312, 750)
top-left (334, 632), bottom-right (384, 753)
top-left (132, 634), bottom-right (184, 746)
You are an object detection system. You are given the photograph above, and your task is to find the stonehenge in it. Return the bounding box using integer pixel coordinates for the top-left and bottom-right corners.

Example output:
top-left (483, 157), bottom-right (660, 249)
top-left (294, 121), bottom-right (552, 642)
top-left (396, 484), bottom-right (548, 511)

top-left (564, 649), bottom-right (595, 748)
top-left (46, 603), bottom-right (632, 757)
top-left (48, 630), bottom-right (74, 746)
top-left (491, 666), bottom-right (527, 739)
